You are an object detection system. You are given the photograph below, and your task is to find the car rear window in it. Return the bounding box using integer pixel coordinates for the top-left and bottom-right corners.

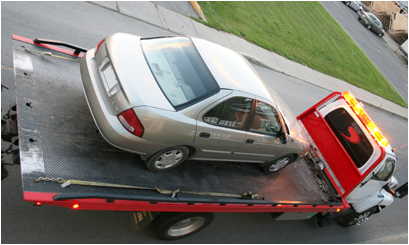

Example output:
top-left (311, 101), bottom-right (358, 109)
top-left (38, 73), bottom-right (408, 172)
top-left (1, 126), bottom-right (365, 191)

top-left (325, 108), bottom-right (374, 168)
top-left (141, 37), bottom-right (220, 110)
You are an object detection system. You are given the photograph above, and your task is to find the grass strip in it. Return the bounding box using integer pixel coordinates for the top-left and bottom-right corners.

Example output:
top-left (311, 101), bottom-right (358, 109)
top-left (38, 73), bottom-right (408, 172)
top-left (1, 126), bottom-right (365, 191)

top-left (196, 1), bottom-right (407, 107)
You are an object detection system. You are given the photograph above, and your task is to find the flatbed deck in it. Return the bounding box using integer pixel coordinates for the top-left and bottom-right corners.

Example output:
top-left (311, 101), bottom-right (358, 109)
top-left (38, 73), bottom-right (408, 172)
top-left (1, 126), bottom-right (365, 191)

top-left (13, 36), bottom-right (345, 211)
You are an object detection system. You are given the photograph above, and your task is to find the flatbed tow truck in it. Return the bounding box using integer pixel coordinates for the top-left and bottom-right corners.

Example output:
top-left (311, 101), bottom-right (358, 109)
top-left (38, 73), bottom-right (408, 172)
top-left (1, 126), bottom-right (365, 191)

top-left (3, 35), bottom-right (407, 240)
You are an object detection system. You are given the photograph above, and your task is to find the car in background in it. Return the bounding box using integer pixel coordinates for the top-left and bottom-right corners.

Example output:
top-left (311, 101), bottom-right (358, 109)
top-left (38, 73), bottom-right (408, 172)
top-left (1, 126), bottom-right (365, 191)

top-left (343, 1), bottom-right (363, 12)
top-left (80, 33), bottom-right (310, 173)
top-left (357, 10), bottom-right (385, 37)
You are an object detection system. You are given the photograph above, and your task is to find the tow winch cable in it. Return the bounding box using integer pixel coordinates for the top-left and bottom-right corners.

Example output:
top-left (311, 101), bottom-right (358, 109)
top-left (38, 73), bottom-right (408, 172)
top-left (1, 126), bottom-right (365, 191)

top-left (34, 177), bottom-right (261, 200)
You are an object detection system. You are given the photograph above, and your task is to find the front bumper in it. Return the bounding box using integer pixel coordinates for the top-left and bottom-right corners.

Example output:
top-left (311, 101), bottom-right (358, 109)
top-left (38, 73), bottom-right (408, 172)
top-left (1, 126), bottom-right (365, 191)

top-left (79, 49), bottom-right (172, 157)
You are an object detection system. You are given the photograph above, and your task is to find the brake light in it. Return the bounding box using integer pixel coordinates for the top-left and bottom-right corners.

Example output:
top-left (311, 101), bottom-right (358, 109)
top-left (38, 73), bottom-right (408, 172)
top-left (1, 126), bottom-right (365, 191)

top-left (95, 38), bottom-right (105, 55)
top-left (343, 91), bottom-right (388, 147)
top-left (117, 109), bottom-right (144, 137)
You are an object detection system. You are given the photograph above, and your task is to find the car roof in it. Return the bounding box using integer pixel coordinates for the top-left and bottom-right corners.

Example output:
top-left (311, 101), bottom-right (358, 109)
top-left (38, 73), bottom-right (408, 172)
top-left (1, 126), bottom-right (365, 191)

top-left (191, 37), bottom-right (275, 103)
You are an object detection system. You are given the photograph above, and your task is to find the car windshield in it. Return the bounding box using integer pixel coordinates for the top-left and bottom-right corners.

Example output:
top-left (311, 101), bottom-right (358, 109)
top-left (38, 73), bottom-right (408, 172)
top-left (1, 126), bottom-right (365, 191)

top-left (141, 37), bottom-right (220, 110)
top-left (368, 14), bottom-right (377, 21)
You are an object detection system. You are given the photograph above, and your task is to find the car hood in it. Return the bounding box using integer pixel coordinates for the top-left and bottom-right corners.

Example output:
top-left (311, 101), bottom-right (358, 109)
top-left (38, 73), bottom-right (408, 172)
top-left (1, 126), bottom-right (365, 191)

top-left (265, 86), bottom-right (310, 145)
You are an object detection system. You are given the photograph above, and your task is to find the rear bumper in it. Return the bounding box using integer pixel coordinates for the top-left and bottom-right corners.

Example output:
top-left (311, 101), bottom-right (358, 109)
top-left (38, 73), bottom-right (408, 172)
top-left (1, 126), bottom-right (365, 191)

top-left (79, 49), bottom-right (172, 156)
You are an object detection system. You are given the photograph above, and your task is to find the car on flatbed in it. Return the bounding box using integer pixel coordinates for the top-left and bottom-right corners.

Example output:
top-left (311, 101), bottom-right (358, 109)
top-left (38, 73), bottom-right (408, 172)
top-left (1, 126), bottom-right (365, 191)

top-left (80, 33), bottom-right (310, 173)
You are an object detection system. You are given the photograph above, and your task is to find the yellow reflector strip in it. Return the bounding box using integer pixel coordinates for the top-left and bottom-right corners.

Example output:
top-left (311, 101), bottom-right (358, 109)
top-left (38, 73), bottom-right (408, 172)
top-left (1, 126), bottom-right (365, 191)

top-left (343, 91), bottom-right (388, 147)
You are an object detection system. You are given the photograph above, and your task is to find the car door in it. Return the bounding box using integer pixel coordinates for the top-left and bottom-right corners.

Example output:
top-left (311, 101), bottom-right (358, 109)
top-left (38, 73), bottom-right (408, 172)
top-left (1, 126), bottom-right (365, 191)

top-left (231, 99), bottom-right (286, 163)
top-left (193, 92), bottom-right (254, 161)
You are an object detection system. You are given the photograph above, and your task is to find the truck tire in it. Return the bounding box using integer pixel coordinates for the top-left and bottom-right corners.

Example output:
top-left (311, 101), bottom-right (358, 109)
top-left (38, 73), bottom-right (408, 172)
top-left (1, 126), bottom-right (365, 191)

top-left (145, 146), bottom-right (189, 171)
top-left (263, 154), bottom-right (295, 173)
top-left (153, 212), bottom-right (215, 240)
top-left (338, 207), bottom-right (377, 227)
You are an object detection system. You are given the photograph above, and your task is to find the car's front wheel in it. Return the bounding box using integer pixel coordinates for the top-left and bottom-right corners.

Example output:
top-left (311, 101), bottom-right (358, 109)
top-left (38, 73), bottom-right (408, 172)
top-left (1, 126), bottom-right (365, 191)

top-left (367, 25), bottom-right (372, 30)
top-left (263, 155), bottom-right (295, 173)
top-left (378, 33), bottom-right (384, 37)
top-left (145, 146), bottom-right (189, 171)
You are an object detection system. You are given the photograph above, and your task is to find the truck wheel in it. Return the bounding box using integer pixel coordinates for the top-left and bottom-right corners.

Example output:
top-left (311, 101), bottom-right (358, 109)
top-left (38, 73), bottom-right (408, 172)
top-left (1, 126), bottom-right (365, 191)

top-left (338, 207), bottom-right (377, 227)
top-left (263, 155), bottom-right (295, 173)
top-left (153, 212), bottom-right (215, 240)
top-left (145, 146), bottom-right (189, 171)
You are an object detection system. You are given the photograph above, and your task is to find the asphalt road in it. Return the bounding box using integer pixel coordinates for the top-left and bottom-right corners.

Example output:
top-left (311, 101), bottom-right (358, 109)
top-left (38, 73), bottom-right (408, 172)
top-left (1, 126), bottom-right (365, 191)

top-left (321, 1), bottom-right (408, 104)
top-left (1, 1), bottom-right (408, 243)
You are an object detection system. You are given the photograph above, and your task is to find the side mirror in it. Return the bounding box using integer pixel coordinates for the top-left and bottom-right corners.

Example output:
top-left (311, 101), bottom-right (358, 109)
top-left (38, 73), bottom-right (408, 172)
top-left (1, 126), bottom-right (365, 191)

top-left (383, 182), bottom-right (408, 199)
top-left (279, 131), bottom-right (288, 144)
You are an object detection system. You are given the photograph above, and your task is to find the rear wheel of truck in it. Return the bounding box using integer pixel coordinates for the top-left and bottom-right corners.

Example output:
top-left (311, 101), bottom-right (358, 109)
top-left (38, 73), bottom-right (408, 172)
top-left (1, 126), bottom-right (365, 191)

top-left (153, 212), bottom-right (215, 240)
top-left (338, 207), bottom-right (377, 227)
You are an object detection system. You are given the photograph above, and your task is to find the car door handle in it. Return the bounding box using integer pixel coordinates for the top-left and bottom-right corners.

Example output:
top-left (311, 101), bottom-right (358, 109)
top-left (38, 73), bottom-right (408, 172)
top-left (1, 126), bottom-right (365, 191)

top-left (245, 139), bottom-right (254, 144)
top-left (199, 132), bottom-right (211, 138)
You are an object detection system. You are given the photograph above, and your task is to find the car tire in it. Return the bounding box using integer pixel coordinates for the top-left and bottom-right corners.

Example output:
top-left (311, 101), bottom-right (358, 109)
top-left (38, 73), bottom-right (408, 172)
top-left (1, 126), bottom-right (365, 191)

top-left (145, 146), bottom-right (189, 171)
top-left (153, 212), bottom-right (215, 240)
top-left (263, 154), bottom-right (295, 173)
top-left (338, 207), bottom-right (377, 227)
top-left (367, 25), bottom-right (372, 30)
top-left (346, 1), bottom-right (350, 6)
top-left (378, 33), bottom-right (384, 37)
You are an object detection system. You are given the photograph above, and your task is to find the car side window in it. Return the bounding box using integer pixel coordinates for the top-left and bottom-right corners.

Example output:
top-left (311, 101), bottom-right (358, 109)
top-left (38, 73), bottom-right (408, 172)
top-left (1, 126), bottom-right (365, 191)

top-left (203, 97), bottom-right (253, 129)
top-left (250, 101), bottom-right (282, 136)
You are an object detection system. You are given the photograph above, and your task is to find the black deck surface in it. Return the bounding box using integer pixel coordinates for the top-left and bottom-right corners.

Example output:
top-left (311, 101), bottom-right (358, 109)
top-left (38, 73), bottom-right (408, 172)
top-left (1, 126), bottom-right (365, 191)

top-left (14, 40), bottom-right (333, 205)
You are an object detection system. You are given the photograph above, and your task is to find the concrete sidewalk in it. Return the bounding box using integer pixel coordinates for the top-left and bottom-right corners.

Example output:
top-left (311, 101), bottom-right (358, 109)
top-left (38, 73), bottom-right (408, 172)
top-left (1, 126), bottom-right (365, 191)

top-left (91, 1), bottom-right (408, 120)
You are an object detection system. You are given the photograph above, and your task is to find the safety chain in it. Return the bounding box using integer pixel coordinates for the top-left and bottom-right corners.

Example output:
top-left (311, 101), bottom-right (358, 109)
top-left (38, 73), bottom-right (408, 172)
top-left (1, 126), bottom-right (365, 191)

top-left (34, 177), bottom-right (64, 184)
top-left (23, 46), bottom-right (80, 62)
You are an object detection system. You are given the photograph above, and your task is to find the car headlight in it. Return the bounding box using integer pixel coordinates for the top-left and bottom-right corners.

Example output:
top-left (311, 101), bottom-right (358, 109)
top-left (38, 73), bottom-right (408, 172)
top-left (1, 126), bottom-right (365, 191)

top-left (100, 57), bottom-right (120, 97)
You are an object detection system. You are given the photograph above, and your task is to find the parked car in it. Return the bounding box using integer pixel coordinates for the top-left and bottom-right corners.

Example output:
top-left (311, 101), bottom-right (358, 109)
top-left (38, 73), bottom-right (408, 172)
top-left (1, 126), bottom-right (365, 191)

top-left (80, 33), bottom-right (310, 173)
top-left (357, 10), bottom-right (385, 37)
top-left (343, 1), bottom-right (363, 12)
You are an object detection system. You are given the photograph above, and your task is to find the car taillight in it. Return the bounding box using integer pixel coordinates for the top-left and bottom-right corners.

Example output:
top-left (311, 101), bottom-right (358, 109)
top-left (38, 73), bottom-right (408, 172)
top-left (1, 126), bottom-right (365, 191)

top-left (95, 38), bottom-right (105, 55)
top-left (343, 91), bottom-right (388, 147)
top-left (117, 109), bottom-right (144, 137)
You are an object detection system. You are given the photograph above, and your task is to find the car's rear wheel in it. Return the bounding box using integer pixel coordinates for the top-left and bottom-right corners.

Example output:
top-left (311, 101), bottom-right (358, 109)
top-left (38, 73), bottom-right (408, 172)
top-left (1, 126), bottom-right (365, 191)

top-left (145, 146), bottom-right (189, 171)
top-left (263, 155), bottom-right (295, 173)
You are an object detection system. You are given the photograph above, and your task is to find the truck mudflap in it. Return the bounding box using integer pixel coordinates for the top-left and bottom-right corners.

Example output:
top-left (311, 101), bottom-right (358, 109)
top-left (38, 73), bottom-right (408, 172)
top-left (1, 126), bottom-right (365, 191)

top-left (12, 35), bottom-right (348, 213)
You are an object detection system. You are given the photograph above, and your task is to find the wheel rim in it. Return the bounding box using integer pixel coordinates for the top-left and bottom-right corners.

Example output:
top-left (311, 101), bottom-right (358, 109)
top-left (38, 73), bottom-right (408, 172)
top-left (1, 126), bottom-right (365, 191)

top-left (367, 25), bottom-right (371, 30)
top-left (270, 157), bottom-right (290, 172)
top-left (167, 217), bottom-right (205, 237)
top-left (154, 150), bottom-right (184, 169)
top-left (349, 211), bottom-right (371, 226)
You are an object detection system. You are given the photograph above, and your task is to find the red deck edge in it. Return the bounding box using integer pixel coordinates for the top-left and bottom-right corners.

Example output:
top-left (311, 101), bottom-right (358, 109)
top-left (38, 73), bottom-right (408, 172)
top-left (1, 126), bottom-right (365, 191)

top-left (297, 92), bottom-right (387, 198)
top-left (24, 192), bottom-right (348, 213)
top-left (12, 34), bottom-right (84, 58)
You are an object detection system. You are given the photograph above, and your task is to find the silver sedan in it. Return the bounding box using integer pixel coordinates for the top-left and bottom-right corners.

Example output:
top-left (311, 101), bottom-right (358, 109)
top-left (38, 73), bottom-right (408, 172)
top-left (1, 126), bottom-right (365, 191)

top-left (80, 33), bottom-right (310, 172)
top-left (358, 10), bottom-right (385, 37)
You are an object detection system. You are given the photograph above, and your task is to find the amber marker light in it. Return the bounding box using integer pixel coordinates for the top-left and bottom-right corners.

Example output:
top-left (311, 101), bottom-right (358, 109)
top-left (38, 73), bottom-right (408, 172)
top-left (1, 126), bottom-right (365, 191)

top-left (343, 91), bottom-right (389, 147)
top-left (34, 202), bottom-right (42, 206)
top-left (72, 204), bottom-right (80, 209)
